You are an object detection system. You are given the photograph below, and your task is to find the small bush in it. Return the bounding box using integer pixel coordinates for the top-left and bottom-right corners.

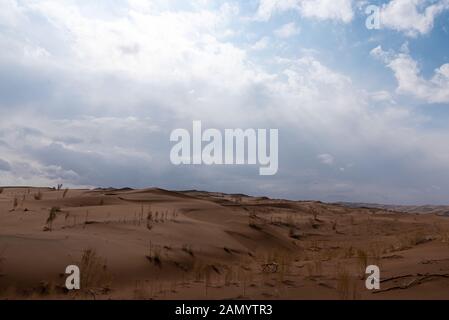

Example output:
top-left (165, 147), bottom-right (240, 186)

top-left (80, 249), bottom-right (111, 289)
top-left (44, 207), bottom-right (61, 231)
top-left (34, 191), bottom-right (43, 200)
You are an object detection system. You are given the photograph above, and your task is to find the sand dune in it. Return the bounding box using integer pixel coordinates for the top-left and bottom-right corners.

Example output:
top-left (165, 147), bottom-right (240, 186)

top-left (1, 186), bottom-right (449, 300)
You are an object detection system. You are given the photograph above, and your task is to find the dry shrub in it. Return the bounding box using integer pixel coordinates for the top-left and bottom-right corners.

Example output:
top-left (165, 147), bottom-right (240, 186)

top-left (356, 249), bottom-right (368, 279)
top-left (395, 231), bottom-right (431, 251)
top-left (34, 191), bottom-right (43, 200)
top-left (146, 211), bottom-right (153, 230)
top-left (62, 188), bottom-right (69, 198)
top-left (44, 207), bottom-right (61, 231)
top-left (336, 265), bottom-right (360, 300)
top-left (80, 249), bottom-right (111, 289)
top-left (146, 244), bottom-right (162, 268)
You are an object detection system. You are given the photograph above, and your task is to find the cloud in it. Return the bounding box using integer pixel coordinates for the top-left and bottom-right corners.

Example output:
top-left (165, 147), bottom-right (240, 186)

top-left (251, 36), bottom-right (270, 50)
top-left (371, 45), bottom-right (449, 103)
top-left (256, 0), bottom-right (354, 23)
top-left (317, 154), bottom-right (334, 165)
top-left (1, 0), bottom-right (449, 204)
top-left (0, 158), bottom-right (11, 171)
top-left (274, 22), bottom-right (300, 38)
top-left (380, 0), bottom-right (449, 37)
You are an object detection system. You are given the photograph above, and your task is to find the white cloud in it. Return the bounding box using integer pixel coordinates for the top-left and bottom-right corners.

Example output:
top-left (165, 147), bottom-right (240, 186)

top-left (380, 0), bottom-right (449, 37)
top-left (256, 0), bottom-right (354, 23)
top-left (371, 45), bottom-right (449, 103)
top-left (251, 36), bottom-right (270, 50)
top-left (2, 0), bottom-right (449, 203)
top-left (317, 153), bottom-right (334, 165)
top-left (274, 22), bottom-right (300, 38)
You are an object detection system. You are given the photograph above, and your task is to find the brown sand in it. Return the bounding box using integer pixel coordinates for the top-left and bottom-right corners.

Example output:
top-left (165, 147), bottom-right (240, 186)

top-left (1, 186), bottom-right (449, 300)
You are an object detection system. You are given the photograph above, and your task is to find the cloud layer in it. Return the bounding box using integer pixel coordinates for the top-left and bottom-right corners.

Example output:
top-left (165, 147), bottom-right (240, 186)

top-left (1, 0), bottom-right (449, 204)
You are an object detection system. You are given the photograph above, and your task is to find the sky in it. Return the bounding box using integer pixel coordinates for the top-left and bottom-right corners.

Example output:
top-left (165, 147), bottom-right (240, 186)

top-left (1, 0), bottom-right (449, 205)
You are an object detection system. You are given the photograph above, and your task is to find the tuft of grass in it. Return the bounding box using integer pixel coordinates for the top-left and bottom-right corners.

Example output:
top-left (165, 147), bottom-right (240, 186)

top-left (62, 188), bottom-right (69, 198)
top-left (34, 191), bottom-right (43, 200)
top-left (336, 268), bottom-right (351, 300)
top-left (44, 207), bottom-right (60, 231)
top-left (146, 211), bottom-right (153, 230)
top-left (146, 242), bottom-right (162, 267)
top-left (80, 248), bottom-right (111, 290)
top-left (356, 249), bottom-right (368, 279)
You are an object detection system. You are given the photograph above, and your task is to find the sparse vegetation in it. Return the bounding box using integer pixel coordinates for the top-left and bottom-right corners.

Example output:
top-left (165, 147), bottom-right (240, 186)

top-left (34, 191), bottom-right (43, 200)
top-left (44, 207), bottom-right (61, 231)
top-left (146, 211), bottom-right (154, 230)
top-left (62, 188), bottom-right (69, 198)
top-left (79, 248), bottom-right (111, 290)
top-left (356, 249), bottom-right (368, 279)
top-left (13, 197), bottom-right (18, 209)
top-left (146, 242), bottom-right (162, 267)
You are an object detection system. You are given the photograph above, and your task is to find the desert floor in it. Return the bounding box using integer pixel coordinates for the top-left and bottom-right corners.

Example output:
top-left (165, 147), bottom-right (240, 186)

top-left (1, 186), bottom-right (449, 300)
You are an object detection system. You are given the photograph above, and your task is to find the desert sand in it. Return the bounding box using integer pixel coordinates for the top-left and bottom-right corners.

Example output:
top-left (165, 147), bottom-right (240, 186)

top-left (1, 186), bottom-right (449, 300)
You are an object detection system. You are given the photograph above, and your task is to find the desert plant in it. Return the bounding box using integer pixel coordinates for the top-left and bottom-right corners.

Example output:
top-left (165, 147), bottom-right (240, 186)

top-left (57, 183), bottom-right (63, 190)
top-left (311, 208), bottom-right (319, 221)
top-left (146, 212), bottom-right (153, 230)
top-left (13, 197), bottom-right (18, 209)
top-left (34, 191), bottom-right (43, 200)
top-left (356, 249), bottom-right (368, 278)
top-left (0, 188), bottom-right (3, 194)
top-left (332, 220), bottom-right (337, 231)
top-left (80, 248), bottom-right (111, 290)
top-left (336, 268), bottom-right (351, 300)
top-left (146, 242), bottom-right (162, 267)
top-left (62, 188), bottom-right (69, 198)
top-left (45, 207), bottom-right (60, 231)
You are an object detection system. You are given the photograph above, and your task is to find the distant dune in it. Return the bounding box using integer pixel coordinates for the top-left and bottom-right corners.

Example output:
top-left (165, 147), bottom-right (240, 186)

top-left (1, 187), bottom-right (449, 300)
top-left (338, 202), bottom-right (449, 216)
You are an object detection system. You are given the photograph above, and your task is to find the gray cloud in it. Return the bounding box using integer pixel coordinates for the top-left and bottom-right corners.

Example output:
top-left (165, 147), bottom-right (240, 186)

top-left (0, 158), bottom-right (11, 171)
top-left (0, 0), bottom-right (448, 205)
